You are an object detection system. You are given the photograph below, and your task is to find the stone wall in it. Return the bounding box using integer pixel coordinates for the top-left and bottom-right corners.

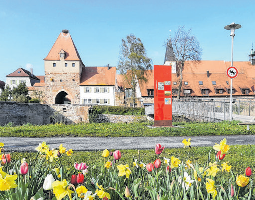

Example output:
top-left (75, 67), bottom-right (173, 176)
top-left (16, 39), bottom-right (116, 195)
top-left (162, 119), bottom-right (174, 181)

top-left (0, 102), bottom-right (89, 126)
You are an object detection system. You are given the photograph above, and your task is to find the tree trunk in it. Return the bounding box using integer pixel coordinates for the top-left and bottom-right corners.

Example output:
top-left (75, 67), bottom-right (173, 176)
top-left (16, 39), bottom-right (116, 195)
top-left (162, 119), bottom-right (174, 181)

top-left (177, 62), bottom-right (184, 99)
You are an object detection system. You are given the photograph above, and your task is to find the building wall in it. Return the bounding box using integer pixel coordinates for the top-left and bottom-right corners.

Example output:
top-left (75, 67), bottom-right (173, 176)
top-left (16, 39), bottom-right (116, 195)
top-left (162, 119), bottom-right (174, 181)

top-left (44, 60), bottom-right (82, 75)
top-left (80, 85), bottom-right (115, 106)
top-left (6, 77), bottom-right (33, 89)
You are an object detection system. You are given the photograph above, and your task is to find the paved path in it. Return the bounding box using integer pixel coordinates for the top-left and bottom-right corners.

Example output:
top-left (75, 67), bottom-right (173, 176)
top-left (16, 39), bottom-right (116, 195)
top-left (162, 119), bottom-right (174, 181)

top-left (1, 135), bottom-right (255, 152)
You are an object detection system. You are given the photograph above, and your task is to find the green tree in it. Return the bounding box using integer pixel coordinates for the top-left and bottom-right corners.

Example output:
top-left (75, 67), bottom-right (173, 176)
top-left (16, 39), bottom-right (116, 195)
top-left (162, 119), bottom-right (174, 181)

top-left (167, 26), bottom-right (202, 99)
top-left (12, 82), bottom-right (29, 103)
top-left (118, 34), bottom-right (152, 106)
top-left (0, 85), bottom-right (12, 101)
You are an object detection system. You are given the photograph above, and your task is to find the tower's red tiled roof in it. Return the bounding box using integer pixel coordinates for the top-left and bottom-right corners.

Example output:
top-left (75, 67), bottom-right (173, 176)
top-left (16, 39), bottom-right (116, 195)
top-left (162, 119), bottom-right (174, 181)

top-left (80, 67), bottom-right (116, 86)
top-left (44, 30), bottom-right (82, 61)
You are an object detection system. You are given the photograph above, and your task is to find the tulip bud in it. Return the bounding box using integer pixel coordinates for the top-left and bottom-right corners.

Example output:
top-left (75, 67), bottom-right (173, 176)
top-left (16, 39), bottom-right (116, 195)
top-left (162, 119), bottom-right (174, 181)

top-left (1, 154), bottom-right (11, 164)
top-left (231, 184), bottom-right (234, 197)
top-left (216, 151), bottom-right (225, 160)
top-left (166, 165), bottom-right (171, 173)
top-left (113, 150), bottom-right (121, 160)
top-left (70, 175), bottom-right (77, 185)
top-left (146, 163), bottom-right (154, 172)
top-left (125, 186), bottom-right (131, 197)
top-left (154, 159), bottom-right (161, 169)
top-left (102, 149), bottom-right (110, 158)
top-left (57, 151), bottom-right (61, 157)
top-left (77, 173), bottom-right (84, 184)
top-left (43, 174), bottom-right (55, 190)
top-left (155, 144), bottom-right (164, 155)
top-left (20, 162), bottom-right (29, 175)
top-left (246, 167), bottom-right (252, 177)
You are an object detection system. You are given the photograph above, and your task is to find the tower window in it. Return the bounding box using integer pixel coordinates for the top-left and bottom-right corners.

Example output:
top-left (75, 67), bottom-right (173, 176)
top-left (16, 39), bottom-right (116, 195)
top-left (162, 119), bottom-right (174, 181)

top-left (199, 81), bottom-right (203, 85)
top-left (65, 63), bottom-right (68, 67)
top-left (184, 81), bottom-right (188, 85)
top-left (72, 63), bottom-right (75, 67)
top-left (212, 81), bottom-right (216, 85)
top-left (53, 63), bottom-right (56, 67)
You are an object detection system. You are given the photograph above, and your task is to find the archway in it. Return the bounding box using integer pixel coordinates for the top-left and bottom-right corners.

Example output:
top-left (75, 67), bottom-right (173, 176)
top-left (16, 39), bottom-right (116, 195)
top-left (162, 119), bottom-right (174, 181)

top-left (55, 91), bottom-right (71, 104)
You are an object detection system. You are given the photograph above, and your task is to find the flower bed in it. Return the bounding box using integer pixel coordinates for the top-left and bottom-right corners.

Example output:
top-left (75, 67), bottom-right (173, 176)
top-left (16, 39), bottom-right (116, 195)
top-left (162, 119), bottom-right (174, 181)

top-left (0, 139), bottom-right (254, 199)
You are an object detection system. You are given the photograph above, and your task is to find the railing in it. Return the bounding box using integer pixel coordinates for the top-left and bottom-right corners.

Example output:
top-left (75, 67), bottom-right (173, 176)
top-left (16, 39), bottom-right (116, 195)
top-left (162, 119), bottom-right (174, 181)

top-left (172, 98), bottom-right (255, 122)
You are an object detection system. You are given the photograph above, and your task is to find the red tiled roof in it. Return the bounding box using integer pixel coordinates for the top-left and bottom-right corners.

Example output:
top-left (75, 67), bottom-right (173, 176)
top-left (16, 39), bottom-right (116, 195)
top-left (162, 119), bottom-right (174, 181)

top-left (138, 61), bottom-right (255, 97)
top-left (33, 76), bottom-right (45, 87)
top-left (44, 31), bottom-right (82, 61)
top-left (80, 67), bottom-right (116, 86)
top-left (6, 68), bottom-right (37, 78)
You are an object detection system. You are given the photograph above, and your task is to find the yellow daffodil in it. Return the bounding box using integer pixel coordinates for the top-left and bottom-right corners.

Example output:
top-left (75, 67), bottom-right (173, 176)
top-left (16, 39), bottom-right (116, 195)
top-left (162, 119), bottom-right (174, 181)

top-left (213, 138), bottom-right (230, 154)
top-left (105, 161), bottom-right (112, 169)
top-left (182, 138), bottom-right (191, 148)
top-left (46, 149), bottom-right (58, 162)
top-left (221, 162), bottom-right (232, 172)
top-left (102, 149), bottom-right (110, 158)
top-left (205, 162), bottom-right (220, 177)
top-left (66, 149), bottom-right (73, 156)
top-left (35, 142), bottom-right (49, 154)
top-left (0, 143), bottom-right (4, 154)
top-left (186, 160), bottom-right (193, 169)
top-left (52, 179), bottom-right (74, 200)
top-left (96, 183), bottom-right (111, 199)
top-left (59, 144), bottom-right (66, 154)
top-left (0, 167), bottom-right (7, 178)
top-left (76, 185), bottom-right (88, 198)
top-left (117, 164), bottom-right (131, 178)
top-left (0, 174), bottom-right (18, 191)
top-left (171, 156), bottom-right (181, 169)
top-left (206, 178), bottom-right (217, 198)
top-left (236, 175), bottom-right (249, 187)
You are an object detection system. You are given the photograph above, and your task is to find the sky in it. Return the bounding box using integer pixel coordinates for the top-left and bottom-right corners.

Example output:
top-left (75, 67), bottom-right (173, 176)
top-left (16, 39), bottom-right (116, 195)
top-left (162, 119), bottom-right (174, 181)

top-left (0, 0), bottom-right (255, 82)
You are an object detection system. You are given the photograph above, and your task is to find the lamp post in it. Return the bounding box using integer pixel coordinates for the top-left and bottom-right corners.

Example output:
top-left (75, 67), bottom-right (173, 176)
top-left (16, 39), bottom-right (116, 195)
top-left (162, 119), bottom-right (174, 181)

top-left (224, 22), bottom-right (241, 121)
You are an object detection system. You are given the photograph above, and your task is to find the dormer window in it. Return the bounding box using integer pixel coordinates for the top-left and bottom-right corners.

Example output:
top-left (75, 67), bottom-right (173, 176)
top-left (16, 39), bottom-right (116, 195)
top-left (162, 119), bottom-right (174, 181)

top-left (173, 82), bottom-right (177, 85)
top-left (18, 71), bottom-right (21, 73)
top-left (59, 49), bottom-right (66, 59)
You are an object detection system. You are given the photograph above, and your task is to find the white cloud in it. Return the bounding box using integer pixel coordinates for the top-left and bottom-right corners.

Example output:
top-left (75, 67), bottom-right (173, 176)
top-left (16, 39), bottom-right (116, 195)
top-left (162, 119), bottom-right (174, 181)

top-left (25, 63), bottom-right (33, 70)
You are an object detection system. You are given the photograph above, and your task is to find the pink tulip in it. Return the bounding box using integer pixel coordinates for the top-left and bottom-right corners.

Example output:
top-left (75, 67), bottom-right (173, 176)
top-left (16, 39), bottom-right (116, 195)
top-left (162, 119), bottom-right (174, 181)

top-left (113, 150), bottom-right (121, 160)
top-left (1, 154), bottom-right (11, 164)
top-left (74, 162), bottom-right (88, 170)
top-left (155, 144), bottom-right (164, 155)
top-left (154, 159), bottom-right (161, 169)
top-left (246, 167), bottom-right (252, 177)
top-left (146, 163), bottom-right (154, 172)
top-left (231, 184), bottom-right (234, 197)
top-left (20, 162), bottom-right (29, 175)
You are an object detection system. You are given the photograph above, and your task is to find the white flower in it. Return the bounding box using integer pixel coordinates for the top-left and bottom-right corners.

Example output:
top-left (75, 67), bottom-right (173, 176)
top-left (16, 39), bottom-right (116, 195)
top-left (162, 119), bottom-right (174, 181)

top-left (43, 174), bottom-right (55, 190)
top-left (164, 157), bottom-right (170, 165)
top-left (82, 168), bottom-right (89, 175)
top-left (182, 172), bottom-right (194, 190)
top-left (83, 191), bottom-right (96, 200)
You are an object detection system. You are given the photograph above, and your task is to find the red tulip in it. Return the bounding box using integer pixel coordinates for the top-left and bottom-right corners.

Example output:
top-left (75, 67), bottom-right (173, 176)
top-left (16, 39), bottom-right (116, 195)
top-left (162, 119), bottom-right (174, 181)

top-left (216, 151), bottom-right (225, 160)
top-left (113, 150), bottom-right (121, 160)
top-left (155, 144), bottom-right (164, 155)
top-left (154, 159), bottom-right (161, 169)
top-left (166, 165), bottom-right (171, 173)
top-left (146, 163), bottom-right (154, 172)
top-left (70, 175), bottom-right (77, 185)
top-left (77, 173), bottom-right (84, 184)
top-left (1, 154), bottom-right (11, 164)
top-left (20, 162), bottom-right (29, 175)
top-left (246, 167), bottom-right (252, 177)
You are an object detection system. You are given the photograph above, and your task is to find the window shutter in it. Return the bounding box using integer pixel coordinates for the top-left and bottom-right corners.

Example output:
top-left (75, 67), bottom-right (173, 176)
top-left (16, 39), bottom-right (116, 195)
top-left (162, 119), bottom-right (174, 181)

top-left (92, 99), bottom-right (96, 104)
top-left (107, 87), bottom-right (110, 93)
top-left (84, 87), bottom-right (86, 93)
top-left (100, 88), bottom-right (103, 93)
top-left (100, 99), bottom-right (104, 104)
top-left (94, 87), bottom-right (96, 93)
top-left (108, 99), bottom-right (110, 104)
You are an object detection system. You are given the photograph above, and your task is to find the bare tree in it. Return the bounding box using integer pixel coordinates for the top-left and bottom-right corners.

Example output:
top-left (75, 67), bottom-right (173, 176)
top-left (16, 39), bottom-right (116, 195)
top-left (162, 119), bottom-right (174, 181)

top-left (167, 26), bottom-right (202, 99)
top-left (118, 34), bottom-right (152, 106)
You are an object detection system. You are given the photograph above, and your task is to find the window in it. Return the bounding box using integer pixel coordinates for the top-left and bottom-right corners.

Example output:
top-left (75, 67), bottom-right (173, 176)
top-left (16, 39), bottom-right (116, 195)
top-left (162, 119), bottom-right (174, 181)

top-left (72, 63), bottom-right (75, 67)
top-left (19, 80), bottom-right (25, 84)
top-left (53, 63), bottom-right (56, 67)
top-left (183, 89), bottom-right (191, 94)
top-left (147, 89), bottom-right (154, 96)
top-left (184, 81), bottom-right (188, 85)
top-left (103, 87), bottom-right (108, 93)
top-left (228, 89), bottom-right (235, 94)
top-left (60, 79), bottom-right (62, 82)
top-left (125, 89), bottom-right (132, 98)
top-left (84, 87), bottom-right (90, 93)
top-left (94, 87), bottom-right (100, 93)
top-left (18, 71), bottom-right (21, 73)
top-left (88, 99), bottom-right (91, 104)
top-left (96, 99), bottom-right (100, 104)
top-left (172, 89), bottom-right (178, 94)
top-left (173, 82), bottom-right (177, 85)
top-left (104, 99), bottom-right (108, 104)
top-left (83, 99), bottom-right (87, 104)
top-left (202, 89), bottom-right (209, 95)
top-left (11, 80), bottom-right (16, 84)
top-left (212, 81), bottom-right (216, 85)
top-left (199, 81), bottom-right (203, 85)
top-left (226, 81), bottom-right (229, 85)
top-left (242, 89), bottom-right (249, 95)
top-left (65, 63), bottom-right (68, 67)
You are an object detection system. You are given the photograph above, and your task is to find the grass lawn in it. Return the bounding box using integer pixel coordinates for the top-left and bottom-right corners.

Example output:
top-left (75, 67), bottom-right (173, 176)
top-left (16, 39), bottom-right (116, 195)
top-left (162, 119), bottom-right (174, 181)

top-left (0, 120), bottom-right (254, 137)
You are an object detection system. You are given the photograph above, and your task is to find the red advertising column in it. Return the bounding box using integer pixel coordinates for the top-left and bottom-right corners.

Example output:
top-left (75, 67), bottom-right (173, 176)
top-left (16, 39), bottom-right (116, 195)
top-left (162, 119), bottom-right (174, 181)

top-left (154, 65), bottom-right (172, 126)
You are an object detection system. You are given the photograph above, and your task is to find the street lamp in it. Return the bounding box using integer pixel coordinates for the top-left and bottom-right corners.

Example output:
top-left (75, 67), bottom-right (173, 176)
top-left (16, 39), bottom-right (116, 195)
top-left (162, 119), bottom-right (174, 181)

top-left (224, 22), bottom-right (241, 121)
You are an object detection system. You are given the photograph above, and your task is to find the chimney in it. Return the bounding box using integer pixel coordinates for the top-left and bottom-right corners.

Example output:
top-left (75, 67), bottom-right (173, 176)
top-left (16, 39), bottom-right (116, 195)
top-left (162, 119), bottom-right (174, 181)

top-left (207, 70), bottom-right (210, 77)
top-left (107, 64), bottom-right (111, 70)
top-left (62, 29), bottom-right (69, 34)
top-left (30, 68), bottom-right (33, 75)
